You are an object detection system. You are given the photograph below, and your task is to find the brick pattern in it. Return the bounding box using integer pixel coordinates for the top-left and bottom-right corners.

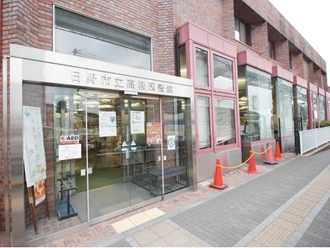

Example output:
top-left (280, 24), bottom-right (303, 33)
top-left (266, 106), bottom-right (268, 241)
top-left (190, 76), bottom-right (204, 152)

top-left (243, 0), bottom-right (326, 73)
top-left (275, 39), bottom-right (290, 69)
top-left (174, 0), bottom-right (224, 37)
top-left (250, 21), bottom-right (268, 57)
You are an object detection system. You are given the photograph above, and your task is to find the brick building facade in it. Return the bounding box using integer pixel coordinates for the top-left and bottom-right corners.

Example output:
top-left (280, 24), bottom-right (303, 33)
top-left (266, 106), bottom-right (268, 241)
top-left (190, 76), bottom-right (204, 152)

top-left (0, 0), bottom-right (328, 246)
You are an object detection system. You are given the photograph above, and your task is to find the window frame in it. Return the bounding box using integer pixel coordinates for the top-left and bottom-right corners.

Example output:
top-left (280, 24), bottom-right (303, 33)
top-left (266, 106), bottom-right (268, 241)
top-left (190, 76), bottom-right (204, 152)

top-left (211, 51), bottom-right (236, 94)
top-left (193, 44), bottom-right (211, 90)
top-left (193, 45), bottom-right (239, 154)
top-left (268, 40), bottom-right (276, 60)
top-left (195, 93), bottom-right (214, 154)
top-left (235, 17), bottom-right (247, 44)
top-left (212, 93), bottom-right (239, 151)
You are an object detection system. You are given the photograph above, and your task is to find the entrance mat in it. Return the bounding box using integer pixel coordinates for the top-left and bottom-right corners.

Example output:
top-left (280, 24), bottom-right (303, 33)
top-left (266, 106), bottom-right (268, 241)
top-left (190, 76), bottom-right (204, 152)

top-left (99, 197), bottom-right (144, 215)
top-left (75, 167), bottom-right (122, 193)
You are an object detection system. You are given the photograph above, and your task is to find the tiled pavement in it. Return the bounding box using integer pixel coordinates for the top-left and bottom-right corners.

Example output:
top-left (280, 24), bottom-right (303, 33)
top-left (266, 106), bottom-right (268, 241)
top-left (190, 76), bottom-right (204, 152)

top-left (43, 148), bottom-right (330, 247)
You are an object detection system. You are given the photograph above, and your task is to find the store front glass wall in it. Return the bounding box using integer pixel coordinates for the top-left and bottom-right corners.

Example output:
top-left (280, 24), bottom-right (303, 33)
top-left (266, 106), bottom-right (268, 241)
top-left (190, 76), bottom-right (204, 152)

top-left (238, 66), bottom-right (273, 142)
top-left (23, 83), bottom-right (189, 241)
top-left (272, 78), bottom-right (294, 138)
top-left (293, 85), bottom-right (309, 130)
top-left (318, 95), bottom-right (326, 122)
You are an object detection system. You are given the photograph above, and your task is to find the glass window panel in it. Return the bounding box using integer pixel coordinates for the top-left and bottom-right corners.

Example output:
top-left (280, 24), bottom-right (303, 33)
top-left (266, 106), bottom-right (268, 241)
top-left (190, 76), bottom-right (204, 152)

top-left (197, 96), bottom-right (211, 149)
top-left (274, 79), bottom-right (294, 137)
top-left (214, 98), bottom-right (236, 146)
top-left (295, 86), bottom-right (308, 130)
top-left (55, 8), bottom-right (150, 53)
top-left (240, 21), bottom-right (247, 43)
top-left (312, 92), bottom-right (318, 128)
top-left (235, 17), bottom-right (240, 40)
top-left (239, 66), bottom-right (272, 141)
top-left (319, 95), bottom-right (325, 122)
top-left (213, 54), bottom-right (233, 91)
top-left (179, 45), bottom-right (187, 78)
top-left (55, 29), bottom-right (151, 70)
top-left (55, 7), bottom-right (151, 70)
top-left (195, 48), bottom-right (209, 87)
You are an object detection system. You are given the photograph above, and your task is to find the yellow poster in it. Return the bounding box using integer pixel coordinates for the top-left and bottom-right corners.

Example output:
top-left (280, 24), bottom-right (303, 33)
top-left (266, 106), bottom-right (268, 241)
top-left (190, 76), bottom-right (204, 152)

top-left (34, 178), bottom-right (46, 206)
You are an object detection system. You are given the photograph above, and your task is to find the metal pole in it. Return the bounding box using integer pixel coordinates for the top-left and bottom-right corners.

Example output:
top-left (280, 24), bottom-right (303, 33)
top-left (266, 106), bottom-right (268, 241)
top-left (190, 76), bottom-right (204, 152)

top-left (3, 55), bottom-right (11, 246)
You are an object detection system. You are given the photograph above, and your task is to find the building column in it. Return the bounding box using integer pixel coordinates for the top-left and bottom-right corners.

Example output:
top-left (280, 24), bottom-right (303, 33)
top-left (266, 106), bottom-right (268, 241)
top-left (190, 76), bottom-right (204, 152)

top-left (250, 21), bottom-right (268, 57)
top-left (275, 39), bottom-right (290, 68)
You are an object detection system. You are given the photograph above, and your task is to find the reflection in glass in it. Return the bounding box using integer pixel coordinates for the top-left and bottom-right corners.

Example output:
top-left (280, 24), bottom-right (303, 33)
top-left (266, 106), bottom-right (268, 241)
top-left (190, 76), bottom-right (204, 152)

top-left (55, 29), bottom-right (151, 70)
top-left (179, 45), bottom-right (187, 78)
top-left (197, 96), bottom-right (211, 148)
top-left (318, 95), bottom-right (325, 122)
top-left (195, 48), bottom-right (209, 87)
top-left (213, 54), bottom-right (233, 91)
top-left (238, 66), bottom-right (273, 141)
top-left (160, 98), bottom-right (189, 194)
top-left (294, 86), bottom-right (308, 130)
top-left (311, 92), bottom-right (318, 128)
top-left (214, 98), bottom-right (236, 145)
top-left (272, 78), bottom-right (294, 137)
top-left (23, 83), bottom-right (88, 242)
top-left (55, 7), bottom-right (151, 70)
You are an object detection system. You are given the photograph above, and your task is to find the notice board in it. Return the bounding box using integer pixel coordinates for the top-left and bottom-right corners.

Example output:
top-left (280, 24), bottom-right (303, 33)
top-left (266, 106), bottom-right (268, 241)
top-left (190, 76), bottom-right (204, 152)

top-left (23, 106), bottom-right (47, 187)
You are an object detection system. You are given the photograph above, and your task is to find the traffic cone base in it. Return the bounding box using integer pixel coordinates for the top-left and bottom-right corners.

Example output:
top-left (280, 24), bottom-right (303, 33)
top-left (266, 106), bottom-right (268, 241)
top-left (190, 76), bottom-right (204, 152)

top-left (209, 158), bottom-right (228, 190)
top-left (263, 145), bottom-right (278, 165)
top-left (209, 182), bottom-right (228, 190)
top-left (245, 150), bottom-right (260, 174)
top-left (274, 141), bottom-right (284, 160)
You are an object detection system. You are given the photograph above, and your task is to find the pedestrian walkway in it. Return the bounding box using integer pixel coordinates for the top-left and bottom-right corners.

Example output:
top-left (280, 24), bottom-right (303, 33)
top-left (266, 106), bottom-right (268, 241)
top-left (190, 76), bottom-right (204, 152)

top-left (43, 148), bottom-right (330, 247)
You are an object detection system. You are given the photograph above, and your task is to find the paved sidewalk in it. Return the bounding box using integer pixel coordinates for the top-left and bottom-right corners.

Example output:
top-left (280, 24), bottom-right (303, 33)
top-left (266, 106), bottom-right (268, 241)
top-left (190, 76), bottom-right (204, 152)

top-left (43, 149), bottom-right (330, 247)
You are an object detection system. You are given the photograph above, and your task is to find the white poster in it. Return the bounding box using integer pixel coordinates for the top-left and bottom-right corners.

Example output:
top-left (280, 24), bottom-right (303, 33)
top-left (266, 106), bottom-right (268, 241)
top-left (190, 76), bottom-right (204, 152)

top-left (99, 111), bottom-right (117, 137)
top-left (131, 111), bottom-right (145, 134)
top-left (23, 106), bottom-right (47, 187)
top-left (59, 144), bottom-right (82, 161)
top-left (167, 135), bottom-right (176, 150)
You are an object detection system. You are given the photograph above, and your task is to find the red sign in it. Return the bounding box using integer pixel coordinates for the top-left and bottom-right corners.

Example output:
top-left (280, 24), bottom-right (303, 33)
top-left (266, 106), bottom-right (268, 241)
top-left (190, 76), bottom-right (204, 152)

top-left (60, 135), bottom-right (80, 145)
top-left (146, 122), bottom-right (162, 145)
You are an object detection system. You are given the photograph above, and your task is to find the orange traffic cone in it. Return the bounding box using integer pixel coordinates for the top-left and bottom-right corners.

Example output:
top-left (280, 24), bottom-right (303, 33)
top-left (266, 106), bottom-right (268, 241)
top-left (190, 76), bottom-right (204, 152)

top-left (263, 145), bottom-right (278, 165)
top-left (209, 158), bottom-right (228, 190)
top-left (274, 141), bottom-right (284, 160)
top-left (245, 150), bottom-right (260, 174)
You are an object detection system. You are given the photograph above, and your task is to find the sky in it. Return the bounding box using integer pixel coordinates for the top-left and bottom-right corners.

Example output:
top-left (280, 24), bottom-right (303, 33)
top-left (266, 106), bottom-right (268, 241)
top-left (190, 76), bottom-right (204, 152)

top-left (268, 0), bottom-right (330, 86)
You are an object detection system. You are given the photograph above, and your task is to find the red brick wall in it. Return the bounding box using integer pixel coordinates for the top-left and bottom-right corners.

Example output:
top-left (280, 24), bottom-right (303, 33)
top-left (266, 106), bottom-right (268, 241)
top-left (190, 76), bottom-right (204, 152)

top-left (313, 68), bottom-right (322, 88)
top-left (242, 0), bottom-right (326, 74)
top-left (275, 40), bottom-right (290, 69)
top-left (222, 0), bottom-right (235, 42)
top-left (174, 0), bottom-right (224, 36)
top-left (291, 52), bottom-right (304, 78)
top-left (250, 21), bottom-right (268, 57)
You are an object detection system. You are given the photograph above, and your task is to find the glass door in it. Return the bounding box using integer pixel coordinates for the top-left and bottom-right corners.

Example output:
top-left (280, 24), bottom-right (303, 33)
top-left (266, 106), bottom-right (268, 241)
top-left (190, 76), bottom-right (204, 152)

top-left (54, 87), bottom-right (88, 222)
top-left (85, 92), bottom-right (160, 219)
